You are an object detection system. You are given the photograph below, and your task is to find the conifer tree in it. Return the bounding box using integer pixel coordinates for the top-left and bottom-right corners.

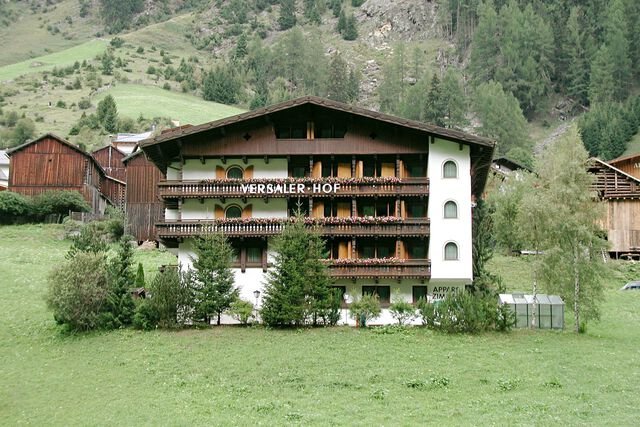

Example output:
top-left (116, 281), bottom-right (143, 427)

top-left (588, 46), bottom-right (616, 105)
top-left (346, 68), bottom-right (360, 103)
top-left (96, 95), bottom-right (118, 133)
top-left (601, 0), bottom-right (632, 101)
top-left (278, 0), bottom-right (297, 30)
top-left (202, 65), bottom-right (241, 104)
top-left (336, 8), bottom-right (346, 33)
top-left (342, 13), bottom-right (358, 40)
top-left (326, 52), bottom-right (349, 102)
top-left (422, 73), bottom-right (446, 127)
top-left (234, 33), bottom-right (248, 60)
top-left (261, 214), bottom-right (330, 327)
top-left (187, 233), bottom-right (238, 325)
top-left (103, 235), bottom-right (136, 328)
top-left (135, 262), bottom-right (145, 289)
top-left (440, 70), bottom-right (467, 129)
top-left (564, 7), bottom-right (593, 105)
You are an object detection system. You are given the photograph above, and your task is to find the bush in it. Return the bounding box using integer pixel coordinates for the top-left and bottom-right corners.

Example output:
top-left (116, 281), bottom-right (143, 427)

top-left (418, 291), bottom-right (504, 334)
top-left (32, 190), bottom-right (90, 222)
top-left (78, 98), bottom-right (91, 109)
top-left (0, 191), bottom-right (32, 224)
top-left (110, 36), bottom-right (125, 48)
top-left (103, 206), bottom-right (125, 240)
top-left (389, 299), bottom-right (416, 325)
top-left (134, 267), bottom-right (187, 329)
top-left (66, 222), bottom-right (109, 259)
top-left (349, 294), bottom-right (381, 327)
top-left (46, 252), bottom-right (109, 331)
top-left (227, 298), bottom-right (254, 325)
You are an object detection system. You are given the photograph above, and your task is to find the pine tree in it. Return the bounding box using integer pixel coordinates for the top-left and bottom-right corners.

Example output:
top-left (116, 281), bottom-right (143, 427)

top-left (329, 0), bottom-right (341, 17)
top-left (135, 262), bottom-right (145, 288)
top-left (422, 73), bottom-right (446, 127)
top-left (564, 7), bottom-right (593, 105)
top-left (103, 235), bottom-right (136, 328)
top-left (261, 214), bottom-right (330, 327)
top-left (469, 0), bottom-right (500, 86)
top-left (440, 70), bottom-right (467, 129)
top-left (346, 68), bottom-right (359, 103)
top-left (326, 52), bottom-right (349, 102)
top-left (336, 8), bottom-right (346, 33)
top-left (342, 13), bottom-right (358, 40)
top-left (234, 33), bottom-right (248, 60)
top-left (96, 95), bottom-right (118, 133)
top-left (187, 233), bottom-right (238, 325)
top-left (101, 52), bottom-right (113, 76)
top-left (588, 45), bottom-right (616, 105)
top-left (202, 65), bottom-right (241, 104)
top-left (378, 43), bottom-right (407, 114)
top-left (278, 0), bottom-right (297, 30)
top-left (602, 0), bottom-right (632, 101)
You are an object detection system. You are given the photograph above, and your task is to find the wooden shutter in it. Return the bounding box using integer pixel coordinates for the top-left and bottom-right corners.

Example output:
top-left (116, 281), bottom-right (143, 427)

top-left (242, 204), bottom-right (253, 219)
top-left (312, 200), bottom-right (324, 218)
top-left (398, 160), bottom-right (406, 179)
top-left (216, 166), bottom-right (225, 179)
top-left (400, 200), bottom-right (406, 219)
top-left (337, 163), bottom-right (351, 178)
top-left (215, 205), bottom-right (224, 219)
top-left (337, 202), bottom-right (350, 218)
top-left (244, 165), bottom-right (254, 179)
top-left (397, 240), bottom-right (406, 259)
top-left (381, 162), bottom-right (395, 177)
top-left (312, 161), bottom-right (322, 178)
top-left (338, 241), bottom-right (349, 259)
top-left (355, 161), bottom-right (364, 178)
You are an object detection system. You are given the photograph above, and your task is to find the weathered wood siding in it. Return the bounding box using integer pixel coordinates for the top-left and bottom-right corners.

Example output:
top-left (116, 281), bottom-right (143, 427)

top-left (102, 176), bottom-right (126, 209)
top-left (92, 146), bottom-right (126, 181)
top-left (125, 153), bottom-right (164, 241)
top-left (9, 135), bottom-right (105, 213)
top-left (609, 155), bottom-right (640, 181)
top-left (604, 199), bottom-right (640, 252)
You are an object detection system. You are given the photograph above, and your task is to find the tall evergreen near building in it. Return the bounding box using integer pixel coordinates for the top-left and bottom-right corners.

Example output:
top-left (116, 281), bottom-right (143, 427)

top-left (440, 70), bottom-right (467, 129)
top-left (261, 214), bottom-right (330, 327)
top-left (564, 7), bottom-right (593, 105)
top-left (102, 235), bottom-right (136, 328)
top-left (96, 95), bottom-right (118, 133)
top-left (601, 0), bottom-right (632, 102)
top-left (422, 73), bottom-right (446, 127)
top-left (187, 233), bottom-right (238, 325)
top-left (326, 52), bottom-right (349, 102)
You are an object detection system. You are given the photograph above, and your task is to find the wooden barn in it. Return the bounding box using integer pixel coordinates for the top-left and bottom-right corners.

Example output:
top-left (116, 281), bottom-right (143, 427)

top-left (92, 145), bottom-right (127, 182)
top-left (589, 158), bottom-right (640, 256)
top-left (7, 133), bottom-right (110, 214)
top-left (123, 149), bottom-right (165, 242)
top-left (608, 152), bottom-right (640, 181)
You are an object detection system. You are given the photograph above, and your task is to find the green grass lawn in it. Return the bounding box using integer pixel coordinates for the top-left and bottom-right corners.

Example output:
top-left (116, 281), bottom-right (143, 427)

top-left (1, 225), bottom-right (639, 425)
top-left (93, 84), bottom-right (245, 126)
top-left (0, 39), bottom-right (108, 82)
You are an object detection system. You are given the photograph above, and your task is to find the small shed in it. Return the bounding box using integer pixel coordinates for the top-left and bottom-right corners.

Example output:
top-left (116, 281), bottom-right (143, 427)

top-left (499, 293), bottom-right (565, 329)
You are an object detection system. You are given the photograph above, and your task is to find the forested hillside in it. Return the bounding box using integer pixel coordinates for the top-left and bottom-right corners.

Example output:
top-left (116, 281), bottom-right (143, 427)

top-left (0, 0), bottom-right (639, 161)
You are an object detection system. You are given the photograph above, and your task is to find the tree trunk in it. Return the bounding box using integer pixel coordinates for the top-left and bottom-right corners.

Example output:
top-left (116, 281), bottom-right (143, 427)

top-left (217, 312), bottom-right (221, 326)
top-left (574, 244), bottom-right (580, 333)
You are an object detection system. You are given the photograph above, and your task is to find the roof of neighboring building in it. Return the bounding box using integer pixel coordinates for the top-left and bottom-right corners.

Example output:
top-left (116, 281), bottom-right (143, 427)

top-left (0, 150), bottom-right (9, 166)
top-left (92, 144), bottom-right (126, 156)
top-left (492, 156), bottom-right (533, 173)
top-left (6, 133), bottom-right (108, 177)
top-left (112, 131), bottom-right (153, 144)
top-left (0, 168), bottom-right (7, 180)
top-left (590, 157), bottom-right (640, 184)
top-left (609, 152), bottom-right (640, 164)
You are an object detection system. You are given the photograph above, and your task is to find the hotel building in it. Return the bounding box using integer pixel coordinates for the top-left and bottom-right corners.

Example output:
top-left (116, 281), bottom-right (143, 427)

top-left (140, 97), bottom-right (495, 324)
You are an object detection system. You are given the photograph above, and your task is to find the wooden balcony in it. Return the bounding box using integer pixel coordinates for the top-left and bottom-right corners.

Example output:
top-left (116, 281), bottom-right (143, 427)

top-left (156, 218), bottom-right (430, 238)
top-left (158, 177), bottom-right (429, 199)
top-left (327, 259), bottom-right (431, 280)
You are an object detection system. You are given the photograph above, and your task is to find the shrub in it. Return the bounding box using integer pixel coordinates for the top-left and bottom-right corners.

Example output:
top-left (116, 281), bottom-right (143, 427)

top-left (110, 36), bottom-right (125, 48)
top-left (419, 291), bottom-right (503, 334)
top-left (46, 252), bottom-right (109, 331)
top-left (103, 206), bottom-right (125, 240)
top-left (32, 190), bottom-right (90, 222)
top-left (349, 294), bottom-right (381, 327)
top-left (227, 298), bottom-right (254, 325)
top-left (389, 298), bottom-right (416, 326)
top-left (56, 100), bottom-right (66, 108)
top-left (134, 267), bottom-right (187, 329)
top-left (162, 82), bottom-right (171, 90)
top-left (66, 222), bottom-right (109, 259)
top-left (0, 191), bottom-right (32, 224)
top-left (416, 297), bottom-right (436, 327)
top-left (78, 98), bottom-right (91, 109)
top-left (100, 235), bottom-right (136, 329)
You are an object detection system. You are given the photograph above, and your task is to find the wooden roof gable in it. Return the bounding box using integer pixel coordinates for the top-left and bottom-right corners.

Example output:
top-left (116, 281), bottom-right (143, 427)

top-left (589, 158), bottom-right (640, 199)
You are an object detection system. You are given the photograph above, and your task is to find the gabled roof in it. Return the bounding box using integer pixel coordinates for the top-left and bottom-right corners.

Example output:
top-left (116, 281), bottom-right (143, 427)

top-left (92, 144), bottom-right (126, 157)
top-left (6, 133), bottom-right (109, 178)
top-left (122, 148), bottom-right (145, 164)
top-left (492, 156), bottom-right (533, 173)
top-left (7, 133), bottom-right (89, 157)
top-left (590, 157), bottom-right (640, 184)
top-left (113, 131), bottom-right (153, 143)
top-left (141, 96), bottom-right (494, 148)
top-left (609, 151), bottom-right (640, 165)
top-left (589, 157), bottom-right (640, 199)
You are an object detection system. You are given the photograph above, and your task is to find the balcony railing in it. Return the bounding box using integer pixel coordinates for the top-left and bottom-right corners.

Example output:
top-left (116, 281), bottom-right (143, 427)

top-left (327, 259), bottom-right (431, 280)
top-left (158, 177), bottom-right (429, 199)
top-left (156, 218), bottom-right (430, 238)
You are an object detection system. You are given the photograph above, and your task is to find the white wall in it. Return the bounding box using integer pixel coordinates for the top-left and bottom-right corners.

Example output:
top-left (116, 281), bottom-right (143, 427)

top-left (180, 198), bottom-right (287, 220)
top-left (427, 138), bottom-right (473, 282)
top-left (182, 158), bottom-right (288, 180)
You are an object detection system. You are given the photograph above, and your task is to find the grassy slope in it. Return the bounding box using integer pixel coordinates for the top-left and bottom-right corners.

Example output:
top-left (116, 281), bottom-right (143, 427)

top-left (0, 0), bottom-right (101, 67)
top-left (0, 40), bottom-right (108, 82)
top-left (623, 131), bottom-right (640, 156)
top-left (1, 225), bottom-right (639, 425)
top-left (94, 84), bottom-right (245, 126)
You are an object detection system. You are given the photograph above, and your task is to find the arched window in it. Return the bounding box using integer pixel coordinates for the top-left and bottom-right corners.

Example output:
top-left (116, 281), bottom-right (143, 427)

top-left (444, 201), bottom-right (458, 218)
top-left (226, 166), bottom-right (244, 179)
top-left (444, 242), bottom-right (459, 260)
top-left (443, 160), bottom-right (457, 178)
top-left (225, 205), bottom-right (242, 219)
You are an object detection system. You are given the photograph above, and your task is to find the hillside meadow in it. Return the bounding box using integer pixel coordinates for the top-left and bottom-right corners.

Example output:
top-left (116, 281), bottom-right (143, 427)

top-left (0, 224), bottom-right (639, 425)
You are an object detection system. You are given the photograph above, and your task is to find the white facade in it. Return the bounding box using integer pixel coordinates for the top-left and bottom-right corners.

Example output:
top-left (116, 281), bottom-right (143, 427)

top-left (0, 150), bottom-right (9, 189)
top-left (170, 144), bottom-right (475, 325)
top-left (427, 137), bottom-right (473, 288)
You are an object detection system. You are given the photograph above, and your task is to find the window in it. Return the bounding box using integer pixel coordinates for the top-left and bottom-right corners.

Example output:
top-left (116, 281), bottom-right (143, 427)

top-left (225, 205), bottom-right (242, 219)
top-left (247, 246), bottom-right (262, 264)
top-left (408, 243), bottom-right (426, 259)
top-left (444, 201), bottom-right (458, 218)
top-left (443, 160), bottom-right (457, 178)
top-left (444, 242), bottom-right (459, 260)
top-left (406, 200), bottom-right (426, 218)
top-left (226, 166), bottom-right (243, 179)
top-left (413, 286), bottom-right (428, 304)
top-left (362, 286), bottom-right (390, 305)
